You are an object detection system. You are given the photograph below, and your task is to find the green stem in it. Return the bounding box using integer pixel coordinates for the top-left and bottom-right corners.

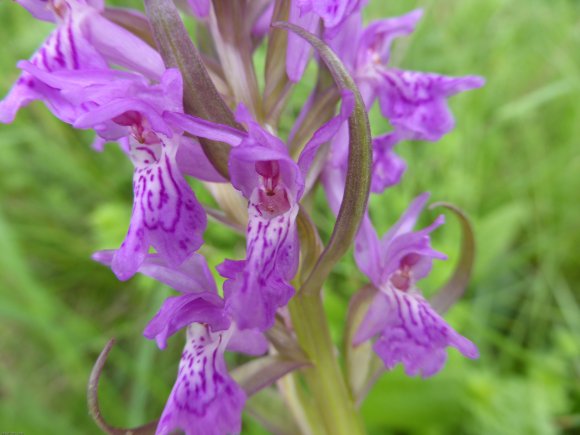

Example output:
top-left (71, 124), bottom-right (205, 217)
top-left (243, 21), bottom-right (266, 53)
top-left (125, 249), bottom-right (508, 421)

top-left (289, 291), bottom-right (366, 435)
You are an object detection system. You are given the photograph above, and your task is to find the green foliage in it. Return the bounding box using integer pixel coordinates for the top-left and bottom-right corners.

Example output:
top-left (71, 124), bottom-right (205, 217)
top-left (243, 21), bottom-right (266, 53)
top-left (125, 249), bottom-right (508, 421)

top-left (0, 0), bottom-right (578, 434)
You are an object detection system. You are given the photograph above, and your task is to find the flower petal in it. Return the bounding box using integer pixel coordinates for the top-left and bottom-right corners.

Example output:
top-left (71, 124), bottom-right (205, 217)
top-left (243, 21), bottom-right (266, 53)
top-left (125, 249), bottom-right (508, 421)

top-left (286, 3), bottom-right (319, 82)
top-left (16, 0), bottom-right (56, 21)
top-left (165, 112), bottom-right (245, 147)
top-left (187, 0), bottom-right (211, 18)
top-left (371, 287), bottom-right (478, 378)
top-left (93, 251), bottom-right (217, 295)
top-left (176, 136), bottom-right (227, 183)
top-left (227, 326), bottom-right (269, 356)
top-left (370, 132), bottom-right (406, 193)
top-left (354, 215), bottom-right (383, 288)
top-left (156, 325), bottom-right (245, 435)
top-left (144, 292), bottom-right (229, 349)
top-left (378, 70), bottom-right (485, 141)
top-left (82, 12), bottom-right (165, 80)
top-left (112, 138), bottom-right (207, 280)
top-left (220, 205), bottom-right (299, 331)
top-left (297, 89), bottom-right (354, 183)
top-left (0, 23), bottom-right (106, 123)
top-left (356, 9), bottom-right (422, 69)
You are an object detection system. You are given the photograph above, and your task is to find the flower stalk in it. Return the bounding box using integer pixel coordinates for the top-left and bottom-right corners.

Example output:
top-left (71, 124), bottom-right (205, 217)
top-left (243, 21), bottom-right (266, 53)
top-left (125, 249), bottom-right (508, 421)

top-left (289, 291), bottom-right (366, 435)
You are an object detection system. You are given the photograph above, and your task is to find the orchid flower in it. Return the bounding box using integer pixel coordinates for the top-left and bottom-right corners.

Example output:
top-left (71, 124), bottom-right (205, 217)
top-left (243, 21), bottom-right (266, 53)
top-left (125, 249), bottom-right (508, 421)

top-left (352, 9), bottom-right (485, 141)
top-left (94, 251), bottom-right (267, 435)
top-left (53, 69), bottom-right (212, 280)
top-left (320, 9), bottom-right (483, 197)
top-left (168, 88), bottom-right (354, 332)
top-left (1, 1), bottom-right (487, 432)
top-left (353, 193), bottom-right (479, 377)
top-left (209, 92), bottom-right (353, 331)
top-left (0, 0), bottom-right (164, 123)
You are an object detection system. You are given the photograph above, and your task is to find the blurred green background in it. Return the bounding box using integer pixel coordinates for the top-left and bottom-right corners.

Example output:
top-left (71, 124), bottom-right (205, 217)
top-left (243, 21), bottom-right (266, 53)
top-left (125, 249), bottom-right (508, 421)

top-left (0, 0), bottom-right (579, 433)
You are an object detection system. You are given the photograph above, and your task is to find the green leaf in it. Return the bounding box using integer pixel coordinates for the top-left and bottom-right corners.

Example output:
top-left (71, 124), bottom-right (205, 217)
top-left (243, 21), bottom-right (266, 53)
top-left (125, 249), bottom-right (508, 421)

top-left (232, 356), bottom-right (310, 397)
top-left (429, 202), bottom-right (476, 314)
top-left (273, 22), bottom-right (372, 297)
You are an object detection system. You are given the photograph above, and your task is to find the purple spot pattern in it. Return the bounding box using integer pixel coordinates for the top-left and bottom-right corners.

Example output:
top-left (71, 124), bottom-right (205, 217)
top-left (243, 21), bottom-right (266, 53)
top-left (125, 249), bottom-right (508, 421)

top-left (371, 288), bottom-right (479, 378)
top-left (0, 8), bottom-right (107, 123)
top-left (354, 195), bottom-right (478, 377)
top-left (222, 201), bottom-right (298, 331)
top-left (378, 69), bottom-right (484, 142)
top-left (156, 324), bottom-right (245, 435)
top-left (112, 136), bottom-right (206, 280)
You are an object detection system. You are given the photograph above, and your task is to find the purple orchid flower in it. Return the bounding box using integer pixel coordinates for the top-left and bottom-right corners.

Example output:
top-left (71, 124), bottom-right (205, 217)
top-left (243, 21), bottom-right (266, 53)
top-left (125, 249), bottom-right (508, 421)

top-left (166, 92), bottom-right (346, 330)
top-left (351, 9), bottom-right (485, 141)
top-left (0, 0), bottom-right (164, 124)
top-left (211, 92), bottom-right (354, 331)
top-left (353, 193), bottom-right (479, 377)
top-left (167, 90), bottom-right (353, 332)
top-left (319, 9), bottom-right (482, 197)
top-left (50, 69), bottom-right (209, 280)
top-left (94, 251), bottom-right (268, 435)
top-left (155, 323), bottom-right (246, 435)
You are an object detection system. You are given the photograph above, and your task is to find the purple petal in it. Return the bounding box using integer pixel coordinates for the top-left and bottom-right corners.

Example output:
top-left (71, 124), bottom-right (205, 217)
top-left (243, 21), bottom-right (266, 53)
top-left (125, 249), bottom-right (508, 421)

top-left (234, 104), bottom-right (289, 155)
top-left (370, 132), bottom-right (406, 193)
top-left (216, 259), bottom-right (246, 279)
top-left (227, 326), bottom-right (269, 356)
top-left (221, 205), bottom-right (299, 331)
top-left (112, 137), bottom-right (207, 280)
top-left (93, 251), bottom-right (217, 295)
top-left (252, 1), bottom-right (275, 39)
top-left (176, 136), bottom-right (227, 183)
top-left (380, 214), bottom-right (447, 283)
top-left (355, 193), bottom-right (446, 288)
top-left (156, 325), bottom-right (245, 435)
top-left (354, 215), bottom-right (383, 288)
top-left (144, 292), bottom-right (229, 349)
top-left (353, 289), bottom-right (389, 345)
top-left (356, 9), bottom-right (423, 69)
top-left (287, 3), bottom-right (320, 82)
top-left (187, 0), bottom-right (211, 18)
top-left (16, 0), bottom-right (56, 21)
top-left (71, 69), bottom-right (183, 138)
top-left (74, 98), bottom-right (171, 138)
top-left (370, 287), bottom-right (478, 377)
top-left (165, 112), bottom-right (245, 147)
top-left (378, 70), bottom-right (485, 142)
top-left (297, 89), bottom-right (354, 183)
top-left (229, 144), bottom-right (301, 202)
top-left (1, 23), bottom-right (107, 123)
top-left (82, 12), bottom-right (165, 80)
top-left (326, 10), bottom-right (363, 70)
top-left (228, 113), bottom-right (301, 202)
top-left (299, 0), bottom-right (365, 38)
